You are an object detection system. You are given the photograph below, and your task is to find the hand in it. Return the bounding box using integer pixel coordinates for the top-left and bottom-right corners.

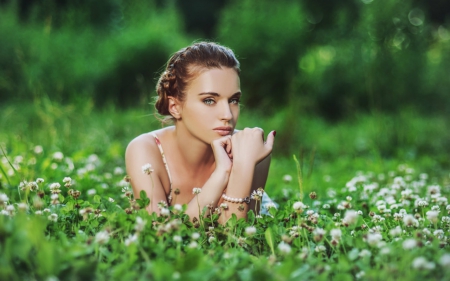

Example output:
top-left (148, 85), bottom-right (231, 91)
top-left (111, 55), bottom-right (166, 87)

top-left (231, 128), bottom-right (275, 165)
top-left (211, 135), bottom-right (233, 174)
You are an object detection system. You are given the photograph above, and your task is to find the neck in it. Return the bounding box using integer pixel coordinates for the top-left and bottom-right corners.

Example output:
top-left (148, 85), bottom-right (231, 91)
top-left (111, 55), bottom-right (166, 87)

top-left (172, 123), bottom-right (215, 173)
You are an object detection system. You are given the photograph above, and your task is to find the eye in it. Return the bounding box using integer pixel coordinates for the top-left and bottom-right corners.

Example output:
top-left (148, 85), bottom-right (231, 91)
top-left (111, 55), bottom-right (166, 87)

top-left (229, 97), bottom-right (240, 104)
top-left (203, 98), bottom-right (215, 105)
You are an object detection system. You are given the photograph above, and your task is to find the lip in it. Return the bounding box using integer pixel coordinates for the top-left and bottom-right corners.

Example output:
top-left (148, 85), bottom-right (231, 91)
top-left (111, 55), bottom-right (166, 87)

top-left (213, 126), bottom-right (233, 136)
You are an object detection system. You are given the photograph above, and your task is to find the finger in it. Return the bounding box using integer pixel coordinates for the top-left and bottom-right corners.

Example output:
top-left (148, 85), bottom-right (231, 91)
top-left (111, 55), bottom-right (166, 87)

top-left (226, 137), bottom-right (232, 154)
top-left (265, 130), bottom-right (276, 149)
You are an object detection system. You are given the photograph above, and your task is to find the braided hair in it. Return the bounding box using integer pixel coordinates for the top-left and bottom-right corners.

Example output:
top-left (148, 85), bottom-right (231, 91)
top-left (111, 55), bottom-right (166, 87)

top-left (155, 42), bottom-right (240, 119)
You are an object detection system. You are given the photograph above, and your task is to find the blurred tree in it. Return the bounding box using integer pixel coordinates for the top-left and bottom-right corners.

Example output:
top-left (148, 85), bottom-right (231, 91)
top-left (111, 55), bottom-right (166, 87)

top-left (0, 0), bottom-right (190, 107)
top-left (217, 0), bottom-right (308, 111)
top-left (175, 0), bottom-right (228, 37)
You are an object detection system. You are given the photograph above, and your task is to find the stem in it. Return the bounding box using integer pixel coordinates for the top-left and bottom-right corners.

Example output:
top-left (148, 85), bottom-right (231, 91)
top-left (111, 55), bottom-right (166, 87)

top-left (150, 173), bottom-right (155, 211)
top-left (293, 155), bottom-right (303, 201)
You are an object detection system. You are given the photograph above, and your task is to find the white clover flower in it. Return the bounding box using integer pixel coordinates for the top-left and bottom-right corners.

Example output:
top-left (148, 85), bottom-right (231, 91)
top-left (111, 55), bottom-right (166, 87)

top-left (0, 210), bottom-right (9, 216)
top-left (293, 201), bottom-right (306, 212)
top-left (124, 234), bottom-right (138, 246)
top-left (427, 185), bottom-right (441, 195)
top-left (431, 205), bottom-right (440, 211)
top-left (403, 214), bottom-right (419, 227)
top-left (433, 229), bottom-right (445, 240)
top-left (141, 163), bottom-right (153, 175)
top-left (188, 241), bottom-right (198, 249)
top-left (17, 202), bottom-right (28, 211)
top-left (346, 196), bottom-right (352, 201)
top-left (220, 203), bottom-right (228, 210)
top-left (63, 177), bottom-right (71, 183)
top-left (87, 189), bottom-right (96, 196)
top-left (380, 247), bottom-right (391, 255)
top-left (442, 216), bottom-right (450, 225)
top-left (423, 228), bottom-right (431, 236)
top-left (439, 254), bottom-right (450, 267)
top-left (135, 217), bottom-right (147, 232)
top-left (343, 210), bottom-right (358, 226)
top-left (35, 210), bottom-right (43, 215)
top-left (412, 257), bottom-right (435, 270)
top-left (34, 145), bottom-right (43, 154)
top-left (278, 242), bottom-right (291, 255)
top-left (0, 193), bottom-right (9, 205)
top-left (330, 229), bottom-right (342, 241)
top-left (389, 226), bottom-right (402, 237)
top-left (359, 249), bottom-right (372, 258)
top-left (208, 236), bottom-right (216, 243)
top-left (157, 201), bottom-right (168, 210)
top-left (426, 210), bottom-right (439, 224)
top-left (245, 226), bottom-right (257, 236)
top-left (36, 178), bottom-right (44, 184)
top-left (322, 204), bottom-right (331, 209)
top-left (52, 152), bottom-right (64, 161)
top-left (402, 238), bottom-right (417, 250)
top-left (313, 228), bottom-right (326, 240)
top-left (283, 174), bottom-right (292, 183)
top-left (265, 202), bottom-right (277, 210)
top-left (355, 271), bottom-right (365, 279)
top-left (108, 197), bottom-right (115, 203)
top-left (192, 187), bottom-right (202, 195)
top-left (114, 167), bottom-right (124, 175)
top-left (191, 232), bottom-right (200, 240)
top-left (173, 204), bottom-right (183, 212)
top-left (43, 208), bottom-right (51, 213)
top-left (49, 183), bottom-right (61, 190)
top-left (48, 213), bottom-right (58, 222)
top-left (315, 245), bottom-right (326, 252)
top-left (160, 208), bottom-right (170, 216)
top-left (366, 233), bottom-right (382, 247)
top-left (173, 235), bottom-right (182, 243)
top-left (95, 230), bottom-right (110, 245)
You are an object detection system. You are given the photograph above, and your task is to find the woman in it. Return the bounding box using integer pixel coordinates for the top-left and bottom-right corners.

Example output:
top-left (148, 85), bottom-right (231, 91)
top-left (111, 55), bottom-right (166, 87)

top-left (125, 42), bottom-right (276, 223)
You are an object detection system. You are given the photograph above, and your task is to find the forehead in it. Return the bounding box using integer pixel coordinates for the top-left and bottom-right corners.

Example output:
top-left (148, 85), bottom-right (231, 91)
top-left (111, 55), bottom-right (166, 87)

top-left (185, 67), bottom-right (240, 95)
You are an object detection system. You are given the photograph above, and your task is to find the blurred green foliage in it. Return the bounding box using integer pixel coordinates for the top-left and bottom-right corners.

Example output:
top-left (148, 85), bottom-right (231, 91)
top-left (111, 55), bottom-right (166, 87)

top-left (217, 0), bottom-right (450, 118)
top-left (1, 0), bottom-right (449, 117)
top-left (0, 0), bottom-right (189, 107)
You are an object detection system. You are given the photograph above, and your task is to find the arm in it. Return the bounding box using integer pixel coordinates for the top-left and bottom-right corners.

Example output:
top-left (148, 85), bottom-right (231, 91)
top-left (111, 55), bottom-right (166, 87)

top-left (126, 134), bottom-right (233, 220)
top-left (125, 135), bottom-right (171, 215)
top-left (248, 153), bottom-right (271, 213)
top-left (219, 129), bottom-right (275, 223)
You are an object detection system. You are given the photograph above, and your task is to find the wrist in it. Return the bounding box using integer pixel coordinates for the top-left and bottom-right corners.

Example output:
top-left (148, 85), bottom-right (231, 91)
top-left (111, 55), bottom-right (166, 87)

top-left (212, 168), bottom-right (230, 182)
top-left (231, 161), bottom-right (255, 174)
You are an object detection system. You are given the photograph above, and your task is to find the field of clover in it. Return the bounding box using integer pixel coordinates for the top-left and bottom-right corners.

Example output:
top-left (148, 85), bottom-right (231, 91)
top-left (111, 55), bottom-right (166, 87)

top-left (1, 145), bottom-right (450, 281)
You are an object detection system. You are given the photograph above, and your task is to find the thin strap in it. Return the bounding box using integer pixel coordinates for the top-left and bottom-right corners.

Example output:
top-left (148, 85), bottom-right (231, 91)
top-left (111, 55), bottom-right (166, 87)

top-left (150, 133), bottom-right (173, 203)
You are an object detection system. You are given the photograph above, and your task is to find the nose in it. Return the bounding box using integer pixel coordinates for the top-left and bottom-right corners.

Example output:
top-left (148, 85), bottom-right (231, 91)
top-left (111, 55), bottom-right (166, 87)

top-left (220, 102), bottom-right (232, 121)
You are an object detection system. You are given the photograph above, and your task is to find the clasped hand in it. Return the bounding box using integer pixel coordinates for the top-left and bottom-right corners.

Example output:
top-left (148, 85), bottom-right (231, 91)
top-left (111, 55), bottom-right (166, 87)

top-left (211, 128), bottom-right (275, 173)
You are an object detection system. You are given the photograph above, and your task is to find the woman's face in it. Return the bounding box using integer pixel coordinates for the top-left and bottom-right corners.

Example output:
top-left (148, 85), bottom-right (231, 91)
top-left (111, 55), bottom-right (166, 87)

top-left (178, 67), bottom-right (241, 144)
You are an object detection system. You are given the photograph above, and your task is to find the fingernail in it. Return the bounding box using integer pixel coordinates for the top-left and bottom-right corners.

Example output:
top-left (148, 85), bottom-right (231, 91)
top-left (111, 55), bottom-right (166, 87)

top-left (273, 130), bottom-right (276, 137)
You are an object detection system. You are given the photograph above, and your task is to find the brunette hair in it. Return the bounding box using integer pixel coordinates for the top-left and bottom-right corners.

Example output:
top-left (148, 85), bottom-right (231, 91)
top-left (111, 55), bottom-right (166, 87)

top-left (155, 42), bottom-right (240, 118)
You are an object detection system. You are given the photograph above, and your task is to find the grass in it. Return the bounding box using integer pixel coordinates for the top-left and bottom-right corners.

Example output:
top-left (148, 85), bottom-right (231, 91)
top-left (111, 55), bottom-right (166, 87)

top-left (1, 100), bottom-right (450, 280)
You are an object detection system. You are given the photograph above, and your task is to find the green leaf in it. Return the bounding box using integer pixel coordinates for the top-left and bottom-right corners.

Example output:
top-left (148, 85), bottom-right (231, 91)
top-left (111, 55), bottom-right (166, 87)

top-left (139, 190), bottom-right (148, 200)
top-left (136, 190), bottom-right (150, 208)
top-left (93, 195), bottom-right (101, 204)
top-left (265, 227), bottom-right (275, 256)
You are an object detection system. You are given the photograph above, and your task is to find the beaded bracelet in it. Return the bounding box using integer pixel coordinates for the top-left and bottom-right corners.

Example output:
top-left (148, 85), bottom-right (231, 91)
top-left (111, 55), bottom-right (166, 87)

top-left (222, 193), bottom-right (251, 204)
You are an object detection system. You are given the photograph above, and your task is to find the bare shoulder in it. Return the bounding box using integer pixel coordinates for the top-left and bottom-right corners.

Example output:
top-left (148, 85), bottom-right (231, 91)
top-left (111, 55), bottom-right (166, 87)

top-left (126, 132), bottom-right (156, 154)
top-left (126, 126), bottom-right (175, 155)
top-left (125, 127), bottom-right (175, 173)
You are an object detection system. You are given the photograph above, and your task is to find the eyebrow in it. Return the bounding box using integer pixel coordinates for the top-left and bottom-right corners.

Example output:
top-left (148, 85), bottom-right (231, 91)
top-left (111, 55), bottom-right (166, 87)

top-left (198, 91), bottom-right (242, 97)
